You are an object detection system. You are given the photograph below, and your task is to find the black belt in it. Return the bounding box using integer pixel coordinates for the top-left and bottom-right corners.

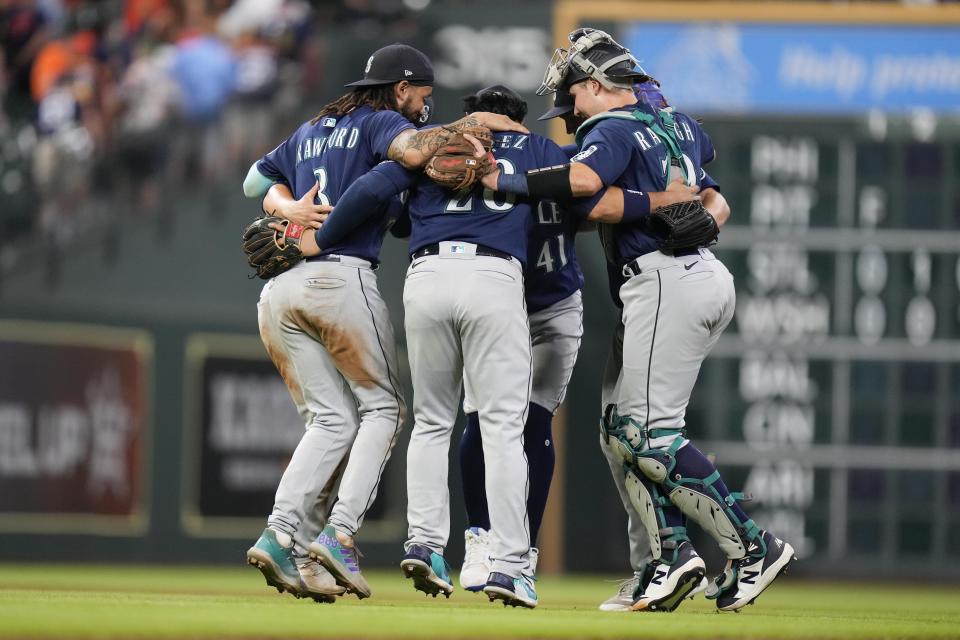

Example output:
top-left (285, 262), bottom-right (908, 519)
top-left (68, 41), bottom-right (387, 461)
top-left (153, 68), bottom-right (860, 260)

top-left (306, 254), bottom-right (379, 269)
top-left (622, 247), bottom-right (702, 278)
top-left (411, 243), bottom-right (513, 262)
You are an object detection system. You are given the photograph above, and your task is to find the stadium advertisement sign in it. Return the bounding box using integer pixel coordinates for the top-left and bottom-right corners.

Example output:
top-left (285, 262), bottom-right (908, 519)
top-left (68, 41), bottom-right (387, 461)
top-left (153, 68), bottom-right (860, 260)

top-left (181, 335), bottom-right (304, 534)
top-left (182, 334), bottom-right (401, 539)
top-left (0, 322), bottom-right (150, 533)
top-left (620, 23), bottom-right (960, 113)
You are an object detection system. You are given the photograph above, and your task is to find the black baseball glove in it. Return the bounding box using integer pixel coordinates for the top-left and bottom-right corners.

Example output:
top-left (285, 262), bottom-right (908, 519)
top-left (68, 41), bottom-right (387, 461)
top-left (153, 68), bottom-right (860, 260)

top-left (647, 200), bottom-right (719, 251)
top-left (242, 216), bottom-right (306, 279)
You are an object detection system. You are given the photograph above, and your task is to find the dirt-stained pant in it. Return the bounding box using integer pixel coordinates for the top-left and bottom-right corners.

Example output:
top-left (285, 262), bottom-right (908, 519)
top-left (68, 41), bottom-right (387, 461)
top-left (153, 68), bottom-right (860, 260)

top-left (403, 245), bottom-right (533, 579)
top-left (258, 258), bottom-right (406, 552)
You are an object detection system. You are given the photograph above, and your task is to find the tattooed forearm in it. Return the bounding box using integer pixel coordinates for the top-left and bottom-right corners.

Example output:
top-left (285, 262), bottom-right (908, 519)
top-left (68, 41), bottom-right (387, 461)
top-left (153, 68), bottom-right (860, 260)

top-left (388, 115), bottom-right (483, 168)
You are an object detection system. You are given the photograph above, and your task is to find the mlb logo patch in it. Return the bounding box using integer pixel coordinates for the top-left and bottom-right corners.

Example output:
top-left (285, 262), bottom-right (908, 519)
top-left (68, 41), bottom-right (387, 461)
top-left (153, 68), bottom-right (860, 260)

top-left (450, 244), bottom-right (465, 254)
top-left (322, 118), bottom-right (337, 127)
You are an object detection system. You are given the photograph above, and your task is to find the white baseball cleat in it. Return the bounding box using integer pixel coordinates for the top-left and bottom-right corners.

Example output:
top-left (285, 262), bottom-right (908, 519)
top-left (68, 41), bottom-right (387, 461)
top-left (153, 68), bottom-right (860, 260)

top-left (714, 531), bottom-right (795, 612)
top-left (598, 574), bottom-right (641, 611)
top-left (459, 527), bottom-right (492, 592)
top-left (630, 541), bottom-right (705, 612)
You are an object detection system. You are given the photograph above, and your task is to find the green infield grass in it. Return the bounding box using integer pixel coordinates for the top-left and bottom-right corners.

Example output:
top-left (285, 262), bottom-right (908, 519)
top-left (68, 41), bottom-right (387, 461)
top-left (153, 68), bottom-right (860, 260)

top-left (1, 564), bottom-right (957, 638)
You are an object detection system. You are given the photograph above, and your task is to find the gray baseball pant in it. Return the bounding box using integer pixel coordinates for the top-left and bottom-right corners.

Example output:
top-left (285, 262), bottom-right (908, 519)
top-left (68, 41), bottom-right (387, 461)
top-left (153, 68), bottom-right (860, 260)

top-left (258, 258), bottom-right (406, 551)
top-left (403, 244), bottom-right (532, 579)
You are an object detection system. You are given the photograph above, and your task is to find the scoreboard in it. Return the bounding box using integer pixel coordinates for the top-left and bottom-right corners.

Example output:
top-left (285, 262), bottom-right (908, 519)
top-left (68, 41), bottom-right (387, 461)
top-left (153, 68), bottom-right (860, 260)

top-left (684, 116), bottom-right (960, 574)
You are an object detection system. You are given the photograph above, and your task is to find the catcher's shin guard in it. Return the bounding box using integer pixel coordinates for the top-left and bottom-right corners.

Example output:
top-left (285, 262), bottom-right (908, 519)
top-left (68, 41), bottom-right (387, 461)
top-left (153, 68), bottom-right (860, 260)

top-left (622, 466), bottom-right (689, 565)
top-left (602, 408), bottom-right (760, 560)
top-left (657, 441), bottom-right (761, 560)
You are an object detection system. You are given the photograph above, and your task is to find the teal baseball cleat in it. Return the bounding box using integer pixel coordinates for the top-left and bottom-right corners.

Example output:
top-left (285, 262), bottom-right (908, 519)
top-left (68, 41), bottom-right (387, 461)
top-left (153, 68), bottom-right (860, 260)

top-left (309, 525), bottom-right (372, 599)
top-left (400, 544), bottom-right (454, 598)
top-left (246, 527), bottom-right (303, 597)
top-left (483, 571), bottom-right (538, 609)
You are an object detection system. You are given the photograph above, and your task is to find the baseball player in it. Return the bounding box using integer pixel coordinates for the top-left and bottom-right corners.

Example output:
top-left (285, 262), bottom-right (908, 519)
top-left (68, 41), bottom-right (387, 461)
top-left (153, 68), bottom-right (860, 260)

top-left (241, 42), bottom-right (523, 602)
top-left (324, 90), bottom-right (698, 609)
top-left (312, 111), bottom-right (557, 608)
top-left (457, 87), bottom-right (585, 592)
top-left (485, 29), bottom-right (795, 613)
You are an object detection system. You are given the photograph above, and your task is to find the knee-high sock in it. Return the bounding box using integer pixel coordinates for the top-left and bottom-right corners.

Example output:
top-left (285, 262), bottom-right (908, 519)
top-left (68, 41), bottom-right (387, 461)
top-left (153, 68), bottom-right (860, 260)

top-left (523, 403), bottom-right (555, 547)
top-left (460, 405), bottom-right (556, 546)
top-left (674, 442), bottom-right (750, 524)
top-left (459, 412), bottom-right (490, 531)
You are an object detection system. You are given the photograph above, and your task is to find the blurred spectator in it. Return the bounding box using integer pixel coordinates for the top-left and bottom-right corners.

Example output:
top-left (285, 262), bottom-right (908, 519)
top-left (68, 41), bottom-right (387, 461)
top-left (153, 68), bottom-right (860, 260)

top-left (110, 37), bottom-right (176, 213)
top-left (223, 29), bottom-right (277, 170)
top-left (1, 0), bottom-right (51, 117)
top-left (168, 26), bottom-right (236, 186)
top-left (0, 0), bottom-right (323, 272)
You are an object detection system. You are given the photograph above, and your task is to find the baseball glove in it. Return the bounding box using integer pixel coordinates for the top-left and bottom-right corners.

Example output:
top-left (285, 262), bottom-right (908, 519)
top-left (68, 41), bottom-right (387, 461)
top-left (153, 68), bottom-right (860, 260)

top-left (647, 200), bottom-right (719, 250)
top-left (242, 216), bottom-right (306, 279)
top-left (424, 125), bottom-right (496, 191)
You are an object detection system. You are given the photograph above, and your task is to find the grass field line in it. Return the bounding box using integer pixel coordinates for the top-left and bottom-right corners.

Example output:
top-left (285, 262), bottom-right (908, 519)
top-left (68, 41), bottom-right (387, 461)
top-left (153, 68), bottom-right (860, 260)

top-left (2, 565), bottom-right (959, 639)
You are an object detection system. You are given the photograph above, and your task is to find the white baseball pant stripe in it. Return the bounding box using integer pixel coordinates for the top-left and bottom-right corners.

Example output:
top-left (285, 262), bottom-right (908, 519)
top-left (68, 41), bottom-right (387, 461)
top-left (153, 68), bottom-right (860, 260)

top-left (617, 248), bottom-right (735, 452)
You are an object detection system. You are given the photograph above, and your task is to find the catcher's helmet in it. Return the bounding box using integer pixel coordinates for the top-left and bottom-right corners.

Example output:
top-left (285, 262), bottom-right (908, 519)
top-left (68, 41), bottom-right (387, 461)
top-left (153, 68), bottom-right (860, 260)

top-left (538, 28), bottom-right (647, 95)
top-left (463, 84), bottom-right (528, 123)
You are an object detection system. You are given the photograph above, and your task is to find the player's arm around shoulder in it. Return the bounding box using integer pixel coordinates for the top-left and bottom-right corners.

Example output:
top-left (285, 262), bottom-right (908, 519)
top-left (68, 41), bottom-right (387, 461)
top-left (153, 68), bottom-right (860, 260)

top-left (386, 112), bottom-right (527, 169)
top-left (262, 182), bottom-right (332, 230)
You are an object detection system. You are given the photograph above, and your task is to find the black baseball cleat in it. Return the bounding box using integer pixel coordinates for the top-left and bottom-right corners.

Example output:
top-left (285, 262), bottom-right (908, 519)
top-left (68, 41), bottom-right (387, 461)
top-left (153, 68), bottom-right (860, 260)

top-left (630, 541), bottom-right (705, 612)
top-left (714, 530), bottom-right (795, 612)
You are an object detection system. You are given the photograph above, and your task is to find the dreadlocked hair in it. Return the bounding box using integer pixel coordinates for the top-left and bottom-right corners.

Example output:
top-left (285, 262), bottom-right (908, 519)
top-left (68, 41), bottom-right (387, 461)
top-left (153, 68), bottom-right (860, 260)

top-left (311, 84), bottom-right (397, 123)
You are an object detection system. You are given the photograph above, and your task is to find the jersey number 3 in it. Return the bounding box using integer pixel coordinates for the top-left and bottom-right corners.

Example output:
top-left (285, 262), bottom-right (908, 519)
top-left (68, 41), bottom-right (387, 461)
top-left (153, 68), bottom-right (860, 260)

top-left (312, 167), bottom-right (331, 205)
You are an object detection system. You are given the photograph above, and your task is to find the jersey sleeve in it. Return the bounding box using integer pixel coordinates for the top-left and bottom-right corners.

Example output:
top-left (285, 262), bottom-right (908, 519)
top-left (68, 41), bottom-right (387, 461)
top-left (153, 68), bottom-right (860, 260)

top-left (536, 136), bottom-right (573, 168)
top-left (365, 110), bottom-right (416, 161)
top-left (695, 122), bottom-right (717, 165)
top-left (699, 168), bottom-right (720, 192)
top-left (256, 129), bottom-right (298, 182)
top-left (573, 121), bottom-right (635, 186)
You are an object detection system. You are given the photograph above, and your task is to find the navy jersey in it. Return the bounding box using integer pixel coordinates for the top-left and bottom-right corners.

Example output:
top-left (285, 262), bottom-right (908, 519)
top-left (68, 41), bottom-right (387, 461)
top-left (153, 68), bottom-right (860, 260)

top-left (575, 103), bottom-right (719, 264)
top-left (524, 142), bottom-right (584, 313)
top-left (525, 200), bottom-right (584, 312)
top-left (256, 106), bottom-right (413, 263)
top-left (404, 131), bottom-right (570, 265)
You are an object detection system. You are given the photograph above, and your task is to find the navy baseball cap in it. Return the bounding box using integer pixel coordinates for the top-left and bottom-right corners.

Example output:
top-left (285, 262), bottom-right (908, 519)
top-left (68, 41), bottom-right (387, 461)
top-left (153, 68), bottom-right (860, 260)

top-left (465, 84), bottom-right (523, 103)
top-left (538, 90), bottom-right (574, 121)
top-left (346, 43), bottom-right (434, 87)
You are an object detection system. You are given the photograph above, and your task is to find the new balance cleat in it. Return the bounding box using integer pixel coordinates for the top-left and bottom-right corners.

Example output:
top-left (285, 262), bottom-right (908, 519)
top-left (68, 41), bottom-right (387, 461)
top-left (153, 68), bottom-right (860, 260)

top-left (295, 557), bottom-right (346, 603)
top-left (599, 574), bottom-right (641, 612)
top-left (630, 541), bottom-right (705, 612)
top-left (715, 530), bottom-right (795, 612)
top-left (459, 527), bottom-right (492, 592)
top-left (400, 544), bottom-right (454, 598)
top-left (308, 525), bottom-right (371, 599)
top-left (246, 527), bottom-right (303, 596)
top-left (483, 572), bottom-right (538, 609)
